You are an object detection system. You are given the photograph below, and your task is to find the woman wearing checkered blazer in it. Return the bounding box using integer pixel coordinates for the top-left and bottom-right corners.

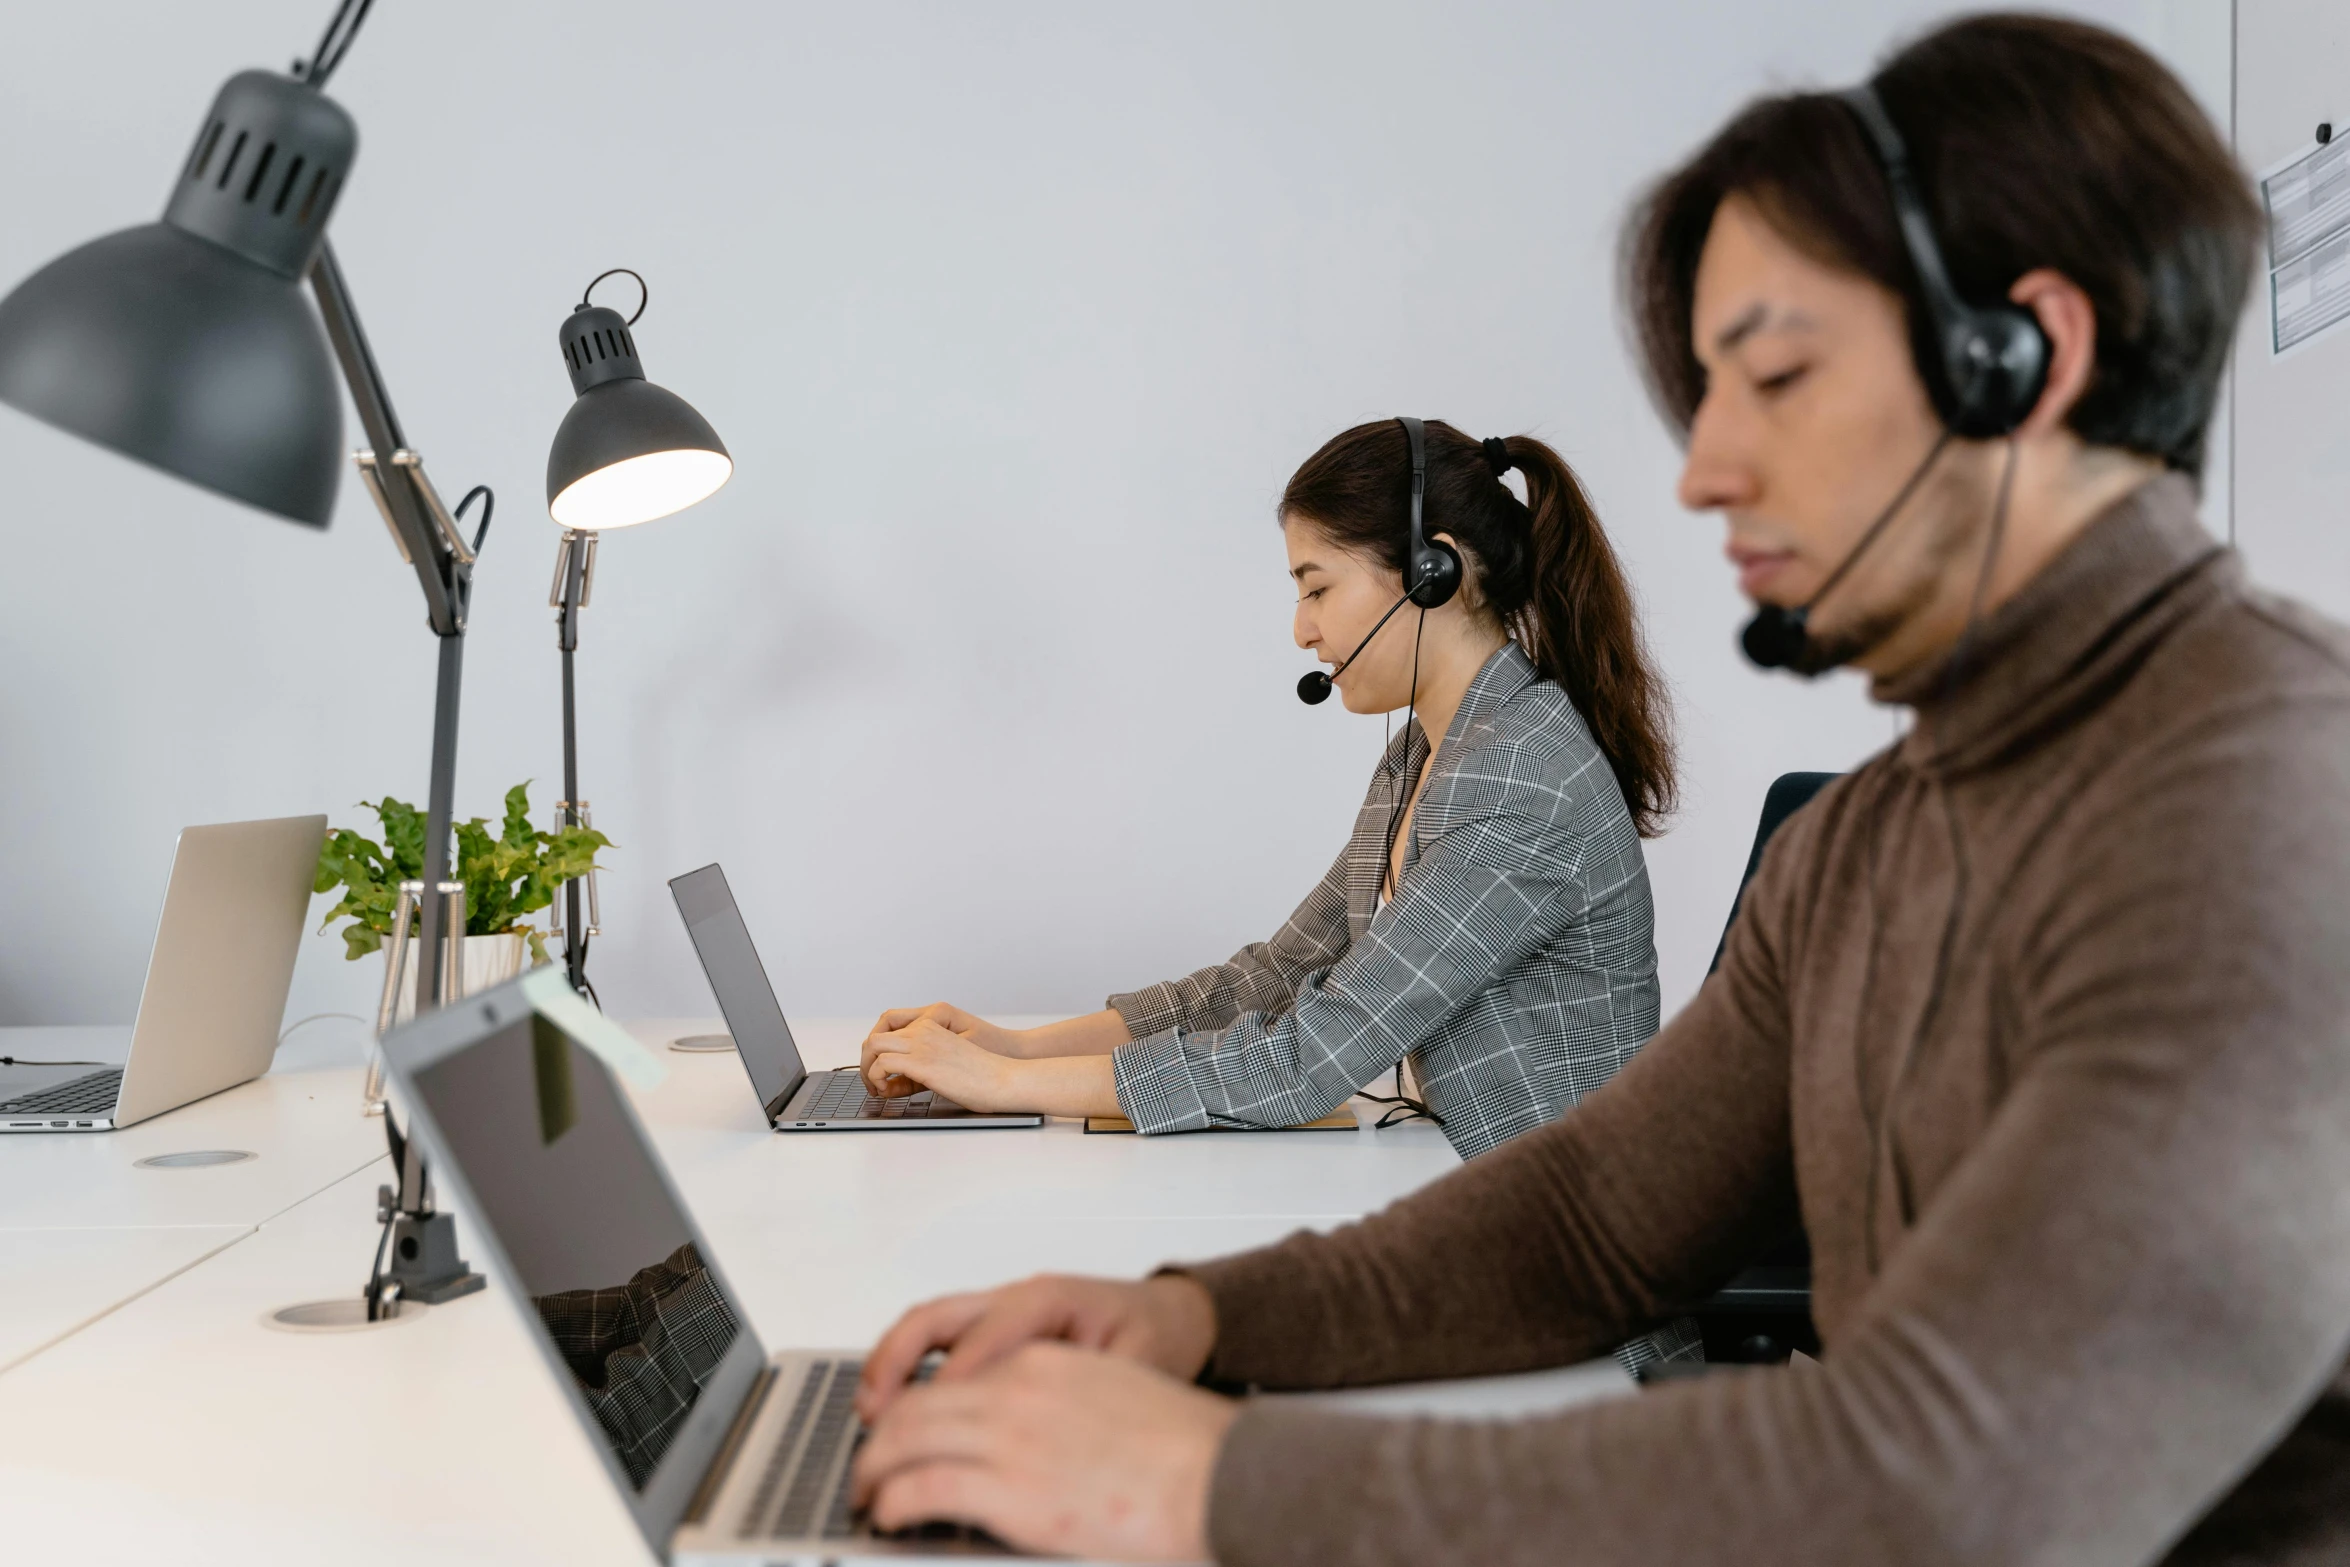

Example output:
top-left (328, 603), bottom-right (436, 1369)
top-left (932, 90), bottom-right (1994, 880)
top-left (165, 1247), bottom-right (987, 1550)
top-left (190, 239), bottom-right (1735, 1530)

top-left (865, 415), bottom-right (1676, 1146)
top-left (866, 418), bottom-right (1697, 1365)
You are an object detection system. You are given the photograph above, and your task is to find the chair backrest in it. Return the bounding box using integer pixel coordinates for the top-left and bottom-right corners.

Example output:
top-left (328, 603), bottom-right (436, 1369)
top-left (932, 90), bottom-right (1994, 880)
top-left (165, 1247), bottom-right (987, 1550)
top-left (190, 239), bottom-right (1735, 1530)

top-left (1708, 772), bottom-right (1840, 975)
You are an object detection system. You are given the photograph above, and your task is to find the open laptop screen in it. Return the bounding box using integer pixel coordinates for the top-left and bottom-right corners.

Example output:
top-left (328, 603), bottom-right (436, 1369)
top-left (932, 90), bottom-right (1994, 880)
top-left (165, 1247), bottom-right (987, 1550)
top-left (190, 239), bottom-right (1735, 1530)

top-left (670, 863), bottom-right (807, 1115)
top-left (408, 1012), bottom-right (747, 1491)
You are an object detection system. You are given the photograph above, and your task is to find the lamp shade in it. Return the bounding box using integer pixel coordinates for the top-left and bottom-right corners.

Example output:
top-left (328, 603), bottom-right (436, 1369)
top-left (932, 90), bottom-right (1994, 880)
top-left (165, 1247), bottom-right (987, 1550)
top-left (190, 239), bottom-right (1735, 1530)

top-left (546, 302), bottom-right (730, 530)
top-left (0, 224), bottom-right (344, 525)
top-left (0, 70), bottom-right (357, 527)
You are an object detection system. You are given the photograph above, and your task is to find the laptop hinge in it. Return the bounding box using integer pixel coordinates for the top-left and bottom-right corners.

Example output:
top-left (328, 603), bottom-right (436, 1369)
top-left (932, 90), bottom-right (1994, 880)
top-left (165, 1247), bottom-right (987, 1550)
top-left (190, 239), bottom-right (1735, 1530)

top-left (767, 1073), bottom-right (812, 1124)
top-left (685, 1362), bottom-right (779, 1527)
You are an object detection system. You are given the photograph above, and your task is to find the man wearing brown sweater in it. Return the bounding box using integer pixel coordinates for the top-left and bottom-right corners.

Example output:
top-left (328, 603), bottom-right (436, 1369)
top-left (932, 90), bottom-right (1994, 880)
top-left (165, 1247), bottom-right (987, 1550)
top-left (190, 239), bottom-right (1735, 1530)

top-left (849, 17), bottom-right (2350, 1564)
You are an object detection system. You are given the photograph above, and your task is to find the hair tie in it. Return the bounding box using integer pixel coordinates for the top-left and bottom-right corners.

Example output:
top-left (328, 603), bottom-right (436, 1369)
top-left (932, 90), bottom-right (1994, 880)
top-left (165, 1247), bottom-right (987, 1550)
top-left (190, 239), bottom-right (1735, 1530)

top-left (1481, 436), bottom-right (1513, 476)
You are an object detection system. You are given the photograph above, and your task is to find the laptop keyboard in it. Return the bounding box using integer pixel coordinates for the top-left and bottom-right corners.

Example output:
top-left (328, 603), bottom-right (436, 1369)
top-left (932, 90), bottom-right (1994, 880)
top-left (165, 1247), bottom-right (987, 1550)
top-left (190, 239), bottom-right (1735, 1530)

top-left (742, 1358), bottom-right (995, 1547)
top-left (0, 1068), bottom-right (122, 1118)
top-left (802, 1071), bottom-right (974, 1121)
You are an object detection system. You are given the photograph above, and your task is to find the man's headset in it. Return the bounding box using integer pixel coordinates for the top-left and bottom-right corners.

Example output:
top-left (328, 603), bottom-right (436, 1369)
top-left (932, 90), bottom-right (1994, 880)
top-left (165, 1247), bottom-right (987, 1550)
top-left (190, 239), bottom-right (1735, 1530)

top-left (1297, 416), bottom-right (1463, 704)
top-left (1739, 83), bottom-right (2052, 673)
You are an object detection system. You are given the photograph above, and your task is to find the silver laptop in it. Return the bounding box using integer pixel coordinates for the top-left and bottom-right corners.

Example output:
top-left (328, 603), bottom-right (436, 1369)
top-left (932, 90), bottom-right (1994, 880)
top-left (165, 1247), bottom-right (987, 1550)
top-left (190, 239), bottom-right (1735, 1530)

top-left (0, 815), bottom-right (327, 1133)
top-left (378, 979), bottom-right (1036, 1563)
top-left (667, 864), bottom-right (1040, 1131)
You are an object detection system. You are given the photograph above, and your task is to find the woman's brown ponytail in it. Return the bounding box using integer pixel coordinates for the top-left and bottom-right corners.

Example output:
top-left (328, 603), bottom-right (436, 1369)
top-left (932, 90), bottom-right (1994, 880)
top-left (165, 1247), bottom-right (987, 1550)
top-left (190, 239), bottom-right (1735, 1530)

top-left (1497, 436), bottom-right (1676, 836)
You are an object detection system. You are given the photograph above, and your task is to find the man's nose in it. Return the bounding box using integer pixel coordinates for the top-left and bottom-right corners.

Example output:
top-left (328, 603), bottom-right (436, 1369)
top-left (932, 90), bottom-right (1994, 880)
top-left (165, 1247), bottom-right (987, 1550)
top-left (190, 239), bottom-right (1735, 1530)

top-left (1678, 398), bottom-right (1759, 513)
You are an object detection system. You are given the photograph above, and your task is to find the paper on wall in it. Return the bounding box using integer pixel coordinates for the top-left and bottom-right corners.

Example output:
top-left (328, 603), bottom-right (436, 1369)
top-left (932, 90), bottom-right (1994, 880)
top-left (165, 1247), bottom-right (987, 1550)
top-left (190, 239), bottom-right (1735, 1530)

top-left (2260, 130), bottom-right (2350, 358)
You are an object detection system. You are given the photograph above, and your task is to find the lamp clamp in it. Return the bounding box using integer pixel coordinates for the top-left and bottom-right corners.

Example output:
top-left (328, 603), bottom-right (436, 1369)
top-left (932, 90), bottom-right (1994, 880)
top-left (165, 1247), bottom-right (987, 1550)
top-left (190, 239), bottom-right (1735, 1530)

top-left (549, 529), bottom-right (600, 612)
top-left (359, 878), bottom-right (484, 1320)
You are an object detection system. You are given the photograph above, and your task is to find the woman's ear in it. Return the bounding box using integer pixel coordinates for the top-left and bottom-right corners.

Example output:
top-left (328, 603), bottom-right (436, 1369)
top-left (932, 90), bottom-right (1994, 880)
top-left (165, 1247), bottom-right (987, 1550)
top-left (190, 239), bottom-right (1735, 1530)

top-left (1429, 531), bottom-right (1488, 612)
top-left (2007, 267), bottom-right (2098, 436)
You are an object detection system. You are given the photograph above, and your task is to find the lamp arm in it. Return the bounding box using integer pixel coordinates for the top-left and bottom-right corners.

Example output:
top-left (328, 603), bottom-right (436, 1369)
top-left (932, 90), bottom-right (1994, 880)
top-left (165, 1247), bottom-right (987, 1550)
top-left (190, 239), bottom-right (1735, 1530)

top-left (555, 530), bottom-right (593, 997)
top-left (306, 238), bottom-right (475, 1017)
top-left (307, 242), bottom-right (457, 629)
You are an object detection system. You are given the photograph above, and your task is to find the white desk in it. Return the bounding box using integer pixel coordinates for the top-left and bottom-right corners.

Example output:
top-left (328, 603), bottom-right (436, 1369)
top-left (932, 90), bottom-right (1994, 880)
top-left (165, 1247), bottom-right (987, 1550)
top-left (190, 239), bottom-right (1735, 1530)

top-left (0, 1023), bottom-right (384, 1372)
top-left (625, 1018), bottom-right (1469, 1346)
top-left (0, 1025), bottom-right (384, 1231)
top-left (0, 1016), bottom-right (1630, 1563)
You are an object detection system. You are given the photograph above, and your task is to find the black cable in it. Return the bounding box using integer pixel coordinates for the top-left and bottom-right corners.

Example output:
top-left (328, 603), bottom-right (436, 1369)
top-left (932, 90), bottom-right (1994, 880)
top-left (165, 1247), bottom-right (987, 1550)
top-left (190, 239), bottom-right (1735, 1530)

top-left (300, 0), bottom-right (374, 88)
top-left (1360, 1080), bottom-right (1446, 1129)
top-left (1809, 431), bottom-right (1956, 619)
top-left (1380, 609), bottom-right (1430, 902)
top-left (1358, 610), bottom-right (1450, 1130)
top-left (1199, 584), bottom-right (1441, 1137)
top-left (0, 1055), bottom-right (106, 1067)
top-left (454, 485), bottom-right (494, 556)
top-left (362, 1201), bottom-right (397, 1321)
top-left (1938, 440), bottom-right (2020, 703)
top-left (1861, 438), bottom-right (2019, 1269)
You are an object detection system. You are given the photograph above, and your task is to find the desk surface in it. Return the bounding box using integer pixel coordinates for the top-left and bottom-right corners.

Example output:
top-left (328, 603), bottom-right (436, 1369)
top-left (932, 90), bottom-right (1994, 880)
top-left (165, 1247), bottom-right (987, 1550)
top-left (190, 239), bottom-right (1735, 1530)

top-left (0, 1015), bottom-right (1629, 1563)
top-left (0, 1025), bottom-right (384, 1232)
top-left (0, 1024), bottom-right (382, 1373)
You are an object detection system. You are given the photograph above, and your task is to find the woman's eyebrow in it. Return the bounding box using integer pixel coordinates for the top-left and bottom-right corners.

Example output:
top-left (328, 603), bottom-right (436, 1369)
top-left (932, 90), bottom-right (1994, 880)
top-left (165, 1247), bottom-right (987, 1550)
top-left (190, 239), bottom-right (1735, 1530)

top-left (1290, 560), bottom-right (1326, 582)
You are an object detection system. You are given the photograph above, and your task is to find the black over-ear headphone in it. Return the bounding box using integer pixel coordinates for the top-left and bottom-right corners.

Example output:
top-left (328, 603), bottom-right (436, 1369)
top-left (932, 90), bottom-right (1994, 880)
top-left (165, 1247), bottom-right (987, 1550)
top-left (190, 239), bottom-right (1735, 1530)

top-left (1395, 416), bottom-right (1463, 608)
top-left (1837, 85), bottom-right (2049, 438)
top-left (1296, 417), bottom-right (1463, 703)
top-left (1739, 85), bottom-right (2053, 672)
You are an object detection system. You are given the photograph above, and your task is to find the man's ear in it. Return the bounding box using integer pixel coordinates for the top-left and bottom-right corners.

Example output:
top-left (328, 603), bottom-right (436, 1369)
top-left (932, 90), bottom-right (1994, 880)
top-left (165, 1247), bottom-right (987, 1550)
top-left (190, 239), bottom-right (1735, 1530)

top-left (2008, 268), bottom-right (2099, 434)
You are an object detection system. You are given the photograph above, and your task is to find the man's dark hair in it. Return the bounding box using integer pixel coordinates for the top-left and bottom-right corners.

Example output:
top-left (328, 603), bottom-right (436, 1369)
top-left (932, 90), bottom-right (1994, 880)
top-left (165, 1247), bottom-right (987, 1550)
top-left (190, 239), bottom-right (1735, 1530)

top-left (1622, 13), bottom-right (2261, 476)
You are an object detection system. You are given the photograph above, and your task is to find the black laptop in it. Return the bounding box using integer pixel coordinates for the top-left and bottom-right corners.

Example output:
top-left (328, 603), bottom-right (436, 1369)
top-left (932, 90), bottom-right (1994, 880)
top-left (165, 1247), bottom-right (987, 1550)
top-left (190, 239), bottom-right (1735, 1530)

top-left (666, 864), bottom-right (1040, 1131)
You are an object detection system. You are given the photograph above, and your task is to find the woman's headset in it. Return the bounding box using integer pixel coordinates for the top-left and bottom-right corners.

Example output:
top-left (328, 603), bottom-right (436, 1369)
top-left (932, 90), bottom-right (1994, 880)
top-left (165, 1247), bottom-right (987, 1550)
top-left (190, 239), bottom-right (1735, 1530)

top-left (1396, 416), bottom-right (1465, 607)
top-left (1295, 416), bottom-right (1463, 703)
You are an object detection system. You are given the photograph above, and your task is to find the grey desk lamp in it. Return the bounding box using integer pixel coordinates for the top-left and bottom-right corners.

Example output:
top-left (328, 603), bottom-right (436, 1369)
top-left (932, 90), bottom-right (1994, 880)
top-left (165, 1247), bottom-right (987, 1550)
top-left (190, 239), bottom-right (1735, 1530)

top-left (543, 269), bottom-right (731, 1001)
top-left (0, 0), bottom-right (486, 1318)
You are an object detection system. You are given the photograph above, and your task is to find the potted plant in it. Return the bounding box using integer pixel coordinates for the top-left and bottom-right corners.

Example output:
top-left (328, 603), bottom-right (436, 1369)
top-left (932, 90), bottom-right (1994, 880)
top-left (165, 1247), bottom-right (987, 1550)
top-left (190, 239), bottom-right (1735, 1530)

top-left (314, 782), bottom-right (611, 1022)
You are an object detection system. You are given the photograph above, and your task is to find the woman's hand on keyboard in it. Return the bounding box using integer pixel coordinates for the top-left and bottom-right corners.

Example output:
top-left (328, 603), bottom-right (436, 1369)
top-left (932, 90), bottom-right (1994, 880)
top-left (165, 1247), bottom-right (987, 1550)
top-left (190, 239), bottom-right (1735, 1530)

top-left (861, 1017), bottom-right (1017, 1103)
top-left (857, 1272), bottom-right (1217, 1424)
top-left (862, 1020), bottom-right (1122, 1118)
top-left (866, 1003), bottom-right (1020, 1065)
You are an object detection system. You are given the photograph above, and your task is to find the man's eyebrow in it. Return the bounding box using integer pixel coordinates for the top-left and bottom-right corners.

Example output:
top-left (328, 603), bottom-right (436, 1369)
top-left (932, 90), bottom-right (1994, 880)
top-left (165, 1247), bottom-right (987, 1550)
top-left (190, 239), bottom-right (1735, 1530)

top-left (1712, 302), bottom-right (1816, 354)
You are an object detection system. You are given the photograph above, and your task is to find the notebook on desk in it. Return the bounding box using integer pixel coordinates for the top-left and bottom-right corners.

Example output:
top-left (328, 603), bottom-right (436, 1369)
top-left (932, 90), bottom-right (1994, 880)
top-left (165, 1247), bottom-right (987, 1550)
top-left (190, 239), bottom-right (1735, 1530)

top-left (1082, 1104), bottom-right (1364, 1134)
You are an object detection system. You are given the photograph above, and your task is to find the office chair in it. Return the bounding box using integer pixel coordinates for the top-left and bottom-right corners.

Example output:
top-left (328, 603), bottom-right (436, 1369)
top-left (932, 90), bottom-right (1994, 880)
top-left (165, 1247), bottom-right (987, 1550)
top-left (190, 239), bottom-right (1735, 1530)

top-left (1690, 771), bottom-right (1838, 1366)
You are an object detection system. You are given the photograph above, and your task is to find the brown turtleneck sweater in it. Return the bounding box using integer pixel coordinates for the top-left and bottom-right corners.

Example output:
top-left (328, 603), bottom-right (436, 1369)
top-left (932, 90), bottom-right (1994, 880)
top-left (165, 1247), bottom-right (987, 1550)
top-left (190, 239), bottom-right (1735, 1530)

top-left (1184, 475), bottom-right (2350, 1566)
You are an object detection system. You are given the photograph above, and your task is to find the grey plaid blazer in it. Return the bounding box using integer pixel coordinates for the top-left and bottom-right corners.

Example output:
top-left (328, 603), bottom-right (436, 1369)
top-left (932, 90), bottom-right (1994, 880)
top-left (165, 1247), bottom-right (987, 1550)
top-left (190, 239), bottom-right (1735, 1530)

top-left (1109, 641), bottom-right (1662, 1163)
top-left (534, 1243), bottom-right (740, 1487)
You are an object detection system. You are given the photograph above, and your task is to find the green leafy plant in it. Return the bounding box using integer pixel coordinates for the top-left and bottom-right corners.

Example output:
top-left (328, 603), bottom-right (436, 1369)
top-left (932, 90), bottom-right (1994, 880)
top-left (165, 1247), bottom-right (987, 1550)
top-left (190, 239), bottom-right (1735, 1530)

top-left (314, 782), bottom-right (611, 965)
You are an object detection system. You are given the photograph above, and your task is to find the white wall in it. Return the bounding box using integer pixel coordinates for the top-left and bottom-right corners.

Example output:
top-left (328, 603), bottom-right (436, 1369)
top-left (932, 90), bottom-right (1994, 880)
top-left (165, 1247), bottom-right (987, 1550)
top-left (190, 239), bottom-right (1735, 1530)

top-left (0, 1), bottom-right (2227, 1047)
top-left (2229, 1), bottom-right (2350, 600)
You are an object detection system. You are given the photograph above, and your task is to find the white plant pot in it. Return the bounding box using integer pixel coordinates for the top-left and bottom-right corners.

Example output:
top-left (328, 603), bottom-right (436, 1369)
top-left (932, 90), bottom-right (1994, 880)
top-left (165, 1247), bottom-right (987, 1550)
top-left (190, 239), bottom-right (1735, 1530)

top-left (382, 931), bottom-right (534, 1027)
